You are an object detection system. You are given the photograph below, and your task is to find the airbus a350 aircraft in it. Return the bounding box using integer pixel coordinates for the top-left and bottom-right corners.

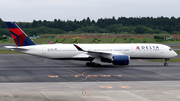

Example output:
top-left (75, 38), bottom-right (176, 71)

top-left (5, 22), bottom-right (177, 66)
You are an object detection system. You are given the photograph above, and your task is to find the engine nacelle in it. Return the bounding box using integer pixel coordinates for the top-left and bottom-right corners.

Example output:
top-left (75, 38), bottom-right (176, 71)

top-left (112, 55), bottom-right (130, 65)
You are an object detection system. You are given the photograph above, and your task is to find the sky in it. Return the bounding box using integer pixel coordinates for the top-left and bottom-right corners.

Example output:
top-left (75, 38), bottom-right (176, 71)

top-left (0, 0), bottom-right (180, 22)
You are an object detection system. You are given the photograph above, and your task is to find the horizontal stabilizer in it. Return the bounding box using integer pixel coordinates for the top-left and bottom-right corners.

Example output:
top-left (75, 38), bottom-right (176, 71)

top-left (4, 46), bottom-right (29, 50)
top-left (4, 46), bottom-right (16, 49)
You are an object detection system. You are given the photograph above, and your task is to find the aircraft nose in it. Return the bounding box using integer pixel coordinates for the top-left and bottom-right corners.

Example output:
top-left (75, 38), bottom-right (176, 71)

top-left (174, 51), bottom-right (178, 57)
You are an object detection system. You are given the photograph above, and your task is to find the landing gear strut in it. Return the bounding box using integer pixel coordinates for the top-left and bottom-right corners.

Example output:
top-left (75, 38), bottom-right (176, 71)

top-left (164, 59), bottom-right (169, 66)
top-left (86, 62), bottom-right (101, 67)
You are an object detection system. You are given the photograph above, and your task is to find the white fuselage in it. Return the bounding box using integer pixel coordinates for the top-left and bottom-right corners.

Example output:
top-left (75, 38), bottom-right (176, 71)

top-left (14, 43), bottom-right (177, 60)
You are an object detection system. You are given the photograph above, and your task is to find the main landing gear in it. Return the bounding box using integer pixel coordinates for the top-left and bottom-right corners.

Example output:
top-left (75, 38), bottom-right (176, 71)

top-left (86, 62), bottom-right (101, 67)
top-left (86, 57), bottom-right (102, 67)
top-left (164, 59), bottom-right (169, 66)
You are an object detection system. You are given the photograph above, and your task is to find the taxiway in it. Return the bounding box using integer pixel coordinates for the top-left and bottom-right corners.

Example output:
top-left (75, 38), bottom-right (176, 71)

top-left (0, 54), bottom-right (179, 101)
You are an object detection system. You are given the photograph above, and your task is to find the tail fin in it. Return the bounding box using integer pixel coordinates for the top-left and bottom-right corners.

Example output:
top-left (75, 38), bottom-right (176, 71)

top-left (6, 22), bottom-right (36, 46)
top-left (48, 40), bottom-right (54, 44)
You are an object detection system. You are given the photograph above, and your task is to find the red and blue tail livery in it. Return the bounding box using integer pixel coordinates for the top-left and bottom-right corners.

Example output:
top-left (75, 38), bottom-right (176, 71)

top-left (48, 40), bottom-right (54, 44)
top-left (6, 22), bottom-right (35, 46)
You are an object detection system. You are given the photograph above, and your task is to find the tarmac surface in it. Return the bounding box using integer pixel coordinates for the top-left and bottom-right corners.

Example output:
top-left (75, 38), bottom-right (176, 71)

top-left (164, 43), bottom-right (180, 47)
top-left (0, 54), bottom-right (179, 101)
top-left (0, 44), bottom-right (15, 49)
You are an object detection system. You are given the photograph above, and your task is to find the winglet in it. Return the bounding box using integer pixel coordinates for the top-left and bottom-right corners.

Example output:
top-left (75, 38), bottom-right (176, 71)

top-left (73, 44), bottom-right (84, 51)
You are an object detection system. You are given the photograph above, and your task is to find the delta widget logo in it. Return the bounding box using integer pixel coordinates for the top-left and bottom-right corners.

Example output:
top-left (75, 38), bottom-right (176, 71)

top-left (136, 46), bottom-right (140, 49)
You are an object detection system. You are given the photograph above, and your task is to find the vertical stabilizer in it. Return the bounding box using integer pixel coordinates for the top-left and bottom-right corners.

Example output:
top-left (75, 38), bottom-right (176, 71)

top-left (6, 22), bottom-right (36, 46)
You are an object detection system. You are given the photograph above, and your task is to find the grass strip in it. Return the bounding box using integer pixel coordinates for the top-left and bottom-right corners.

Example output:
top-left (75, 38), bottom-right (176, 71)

top-left (149, 59), bottom-right (180, 62)
top-left (1, 38), bottom-right (180, 44)
top-left (0, 49), bottom-right (22, 54)
top-left (175, 51), bottom-right (180, 54)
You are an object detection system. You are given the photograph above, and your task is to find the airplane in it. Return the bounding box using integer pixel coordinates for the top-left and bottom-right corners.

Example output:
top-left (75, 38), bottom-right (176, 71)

top-left (5, 22), bottom-right (177, 66)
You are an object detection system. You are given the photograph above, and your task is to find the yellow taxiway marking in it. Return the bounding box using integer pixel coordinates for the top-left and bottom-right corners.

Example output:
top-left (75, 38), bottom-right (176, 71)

top-left (44, 59), bottom-right (88, 82)
top-left (114, 75), bottom-right (122, 77)
top-left (87, 75), bottom-right (98, 77)
top-left (119, 86), bottom-right (132, 89)
top-left (100, 75), bottom-right (111, 77)
top-left (47, 75), bottom-right (59, 78)
top-left (100, 86), bottom-right (113, 89)
top-left (83, 87), bottom-right (107, 101)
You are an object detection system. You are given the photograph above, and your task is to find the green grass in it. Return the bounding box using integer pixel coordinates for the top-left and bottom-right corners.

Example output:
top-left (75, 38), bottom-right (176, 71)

top-left (175, 51), bottom-right (180, 54)
top-left (149, 59), bottom-right (180, 62)
top-left (0, 49), bottom-right (22, 54)
top-left (0, 39), bottom-right (15, 44)
top-left (1, 37), bottom-right (180, 44)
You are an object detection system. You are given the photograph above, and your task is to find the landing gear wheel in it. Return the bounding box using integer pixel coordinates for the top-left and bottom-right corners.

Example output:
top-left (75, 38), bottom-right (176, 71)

top-left (86, 62), bottom-right (90, 66)
top-left (164, 59), bottom-right (169, 66)
top-left (164, 63), bottom-right (168, 66)
top-left (90, 62), bottom-right (96, 67)
top-left (86, 62), bottom-right (101, 67)
top-left (86, 62), bottom-right (95, 67)
top-left (96, 64), bottom-right (101, 67)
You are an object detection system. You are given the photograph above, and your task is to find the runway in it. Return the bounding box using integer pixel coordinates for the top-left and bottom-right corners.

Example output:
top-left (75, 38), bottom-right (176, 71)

top-left (0, 54), bottom-right (180, 101)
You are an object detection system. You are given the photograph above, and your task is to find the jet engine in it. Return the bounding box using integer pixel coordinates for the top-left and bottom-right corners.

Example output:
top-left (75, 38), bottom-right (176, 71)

top-left (112, 55), bottom-right (130, 65)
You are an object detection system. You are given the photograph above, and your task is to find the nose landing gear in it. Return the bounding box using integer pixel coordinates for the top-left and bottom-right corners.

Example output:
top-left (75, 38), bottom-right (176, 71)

top-left (164, 59), bottom-right (169, 66)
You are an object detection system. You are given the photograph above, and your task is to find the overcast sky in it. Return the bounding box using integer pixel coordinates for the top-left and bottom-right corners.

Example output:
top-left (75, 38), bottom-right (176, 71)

top-left (0, 0), bottom-right (180, 22)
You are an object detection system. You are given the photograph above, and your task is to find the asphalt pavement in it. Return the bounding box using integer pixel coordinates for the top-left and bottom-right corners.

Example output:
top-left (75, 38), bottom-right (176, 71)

top-left (0, 54), bottom-right (179, 101)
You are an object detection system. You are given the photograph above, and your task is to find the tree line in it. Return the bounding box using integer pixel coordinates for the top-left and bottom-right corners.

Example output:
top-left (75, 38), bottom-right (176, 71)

top-left (0, 16), bottom-right (180, 36)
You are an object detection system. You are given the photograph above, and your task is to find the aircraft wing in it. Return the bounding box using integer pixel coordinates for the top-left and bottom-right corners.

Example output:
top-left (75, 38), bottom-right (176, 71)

top-left (74, 44), bottom-right (123, 58)
top-left (4, 46), bottom-right (29, 50)
top-left (72, 53), bottom-right (90, 58)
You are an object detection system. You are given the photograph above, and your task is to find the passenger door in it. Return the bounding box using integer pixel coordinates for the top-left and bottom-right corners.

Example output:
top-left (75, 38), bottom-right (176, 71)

top-left (42, 47), bottom-right (46, 54)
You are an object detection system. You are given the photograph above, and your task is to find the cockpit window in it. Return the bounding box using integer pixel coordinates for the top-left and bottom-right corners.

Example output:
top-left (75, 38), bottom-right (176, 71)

top-left (169, 48), bottom-right (173, 51)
